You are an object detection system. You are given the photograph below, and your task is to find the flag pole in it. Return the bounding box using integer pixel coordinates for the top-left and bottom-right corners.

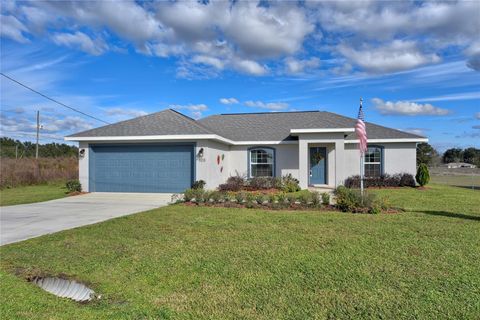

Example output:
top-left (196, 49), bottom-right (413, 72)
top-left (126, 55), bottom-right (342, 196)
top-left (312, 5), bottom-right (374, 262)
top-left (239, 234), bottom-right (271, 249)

top-left (359, 98), bottom-right (364, 200)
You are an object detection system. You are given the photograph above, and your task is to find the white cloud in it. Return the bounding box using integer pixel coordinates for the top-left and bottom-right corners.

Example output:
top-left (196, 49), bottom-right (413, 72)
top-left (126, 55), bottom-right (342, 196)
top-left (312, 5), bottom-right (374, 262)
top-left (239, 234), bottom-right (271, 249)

top-left (219, 98), bottom-right (239, 105)
top-left (191, 55), bottom-right (225, 70)
top-left (400, 128), bottom-right (429, 136)
top-left (284, 57), bottom-right (320, 74)
top-left (169, 104), bottom-right (208, 119)
top-left (244, 100), bottom-right (289, 111)
top-left (413, 92), bottom-right (480, 103)
top-left (339, 40), bottom-right (441, 73)
top-left (103, 108), bottom-right (148, 119)
top-left (464, 42), bottom-right (480, 71)
top-left (52, 31), bottom-right (108, 56)
top-left (0, 15), bottom-right (29, 43)
top-left (233, 59), bottom-right (268, 76)
top-left (475, 112), bottom-right (480, 120)
top-left (372, 98), bottom-right (450, 116)
top-left (473, 125), bottom-right (480, 130)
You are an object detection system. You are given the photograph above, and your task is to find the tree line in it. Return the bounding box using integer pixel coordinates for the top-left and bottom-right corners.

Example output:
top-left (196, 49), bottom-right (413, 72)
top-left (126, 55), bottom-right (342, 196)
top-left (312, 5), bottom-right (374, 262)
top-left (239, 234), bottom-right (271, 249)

top-left (0, 137), bottom-right (78, 158)
top-left (417, 142), bottom-right (480, 167)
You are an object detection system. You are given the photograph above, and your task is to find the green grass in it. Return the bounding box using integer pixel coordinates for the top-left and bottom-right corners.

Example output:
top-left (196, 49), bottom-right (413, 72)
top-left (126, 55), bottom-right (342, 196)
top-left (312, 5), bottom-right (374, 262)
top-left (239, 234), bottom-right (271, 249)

top-left (430, 174), bottom-right (480, 189)
top-left (1, 184), bottom-right (479, 319)
top-left (0, 183), bottom-right (69, 206)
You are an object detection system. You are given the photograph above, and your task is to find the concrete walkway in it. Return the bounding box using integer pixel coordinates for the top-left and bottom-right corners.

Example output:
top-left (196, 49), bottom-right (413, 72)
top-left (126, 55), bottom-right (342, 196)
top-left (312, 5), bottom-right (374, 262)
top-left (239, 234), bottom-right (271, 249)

top-left (0, 193), bottom-right (172, 245)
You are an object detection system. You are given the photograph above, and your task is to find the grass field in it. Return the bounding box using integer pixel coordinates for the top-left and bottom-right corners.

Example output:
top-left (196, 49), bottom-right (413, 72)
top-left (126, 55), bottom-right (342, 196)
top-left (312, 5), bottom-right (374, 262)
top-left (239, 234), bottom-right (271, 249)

top-left (0, 184), bottom-right (479, 319)
top-left (430, 167), bottom-right (480, 190)
top-left (0, 183), bottom-right (69, 206)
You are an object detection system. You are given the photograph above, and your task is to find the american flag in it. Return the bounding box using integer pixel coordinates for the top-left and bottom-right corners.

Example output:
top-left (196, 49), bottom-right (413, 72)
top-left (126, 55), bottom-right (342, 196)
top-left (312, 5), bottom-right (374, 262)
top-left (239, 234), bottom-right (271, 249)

top-left (355, 99), bottom-right (367, 154)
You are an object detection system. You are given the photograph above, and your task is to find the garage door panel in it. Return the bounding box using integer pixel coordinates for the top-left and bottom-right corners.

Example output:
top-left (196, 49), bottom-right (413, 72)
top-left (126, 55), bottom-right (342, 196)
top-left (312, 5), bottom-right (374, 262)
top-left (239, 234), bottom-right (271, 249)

top-left (90, 144), bottom-right (193, 193)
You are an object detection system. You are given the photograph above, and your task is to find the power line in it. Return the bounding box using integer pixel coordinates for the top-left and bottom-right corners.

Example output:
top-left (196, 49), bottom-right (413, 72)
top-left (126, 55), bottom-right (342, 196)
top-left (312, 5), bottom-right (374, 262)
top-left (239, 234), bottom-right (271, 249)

top-left (1, 72), bottom-right (110, 125)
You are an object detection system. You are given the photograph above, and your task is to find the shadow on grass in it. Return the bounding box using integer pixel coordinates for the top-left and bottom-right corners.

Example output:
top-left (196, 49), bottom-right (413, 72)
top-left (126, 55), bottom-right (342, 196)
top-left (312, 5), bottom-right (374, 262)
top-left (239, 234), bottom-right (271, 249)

top-left (421, 210), bottom-right (480, 221)
top-left (453, 185), bottom-right (479, 191)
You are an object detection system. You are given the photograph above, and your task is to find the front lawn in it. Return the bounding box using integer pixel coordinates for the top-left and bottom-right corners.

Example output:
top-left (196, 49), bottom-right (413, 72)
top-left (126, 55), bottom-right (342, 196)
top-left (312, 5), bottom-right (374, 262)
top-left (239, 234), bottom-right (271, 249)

top-left (0, 183), bottom-right (69, 206)
top-left (1, 184), bottom-right (479, 319)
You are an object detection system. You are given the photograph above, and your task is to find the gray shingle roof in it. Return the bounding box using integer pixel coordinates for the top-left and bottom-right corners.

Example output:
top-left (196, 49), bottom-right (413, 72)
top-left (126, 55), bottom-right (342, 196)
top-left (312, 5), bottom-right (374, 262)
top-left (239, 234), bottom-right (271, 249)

top-left (68, 109), bottom-right (214, 137)
top-left (68, 109), bottom-right (425, 141)
top-left (198, 111), bottom-right (425, 141)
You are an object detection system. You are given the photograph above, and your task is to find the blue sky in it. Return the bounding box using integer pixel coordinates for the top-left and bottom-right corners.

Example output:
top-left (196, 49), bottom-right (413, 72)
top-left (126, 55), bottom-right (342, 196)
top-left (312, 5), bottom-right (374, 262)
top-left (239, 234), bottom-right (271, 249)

top-left (1, 1), bottom-right (479, 151)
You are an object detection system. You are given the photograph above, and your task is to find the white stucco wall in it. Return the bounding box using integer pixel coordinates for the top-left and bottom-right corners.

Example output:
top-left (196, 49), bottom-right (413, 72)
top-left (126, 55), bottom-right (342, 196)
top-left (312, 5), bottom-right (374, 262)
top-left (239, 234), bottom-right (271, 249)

top-left (76, 139), bottom-right (417, 192)
top-left (297, 132), bottom-right (346, 189)
top-left (195, 140), bottom-right (230, 190)
top-left (344, 142), bottom-right (417, 178)
top-left (78, 141), bottom-right (90, 192)
top-left (228, 144), bottom-right (299, 180)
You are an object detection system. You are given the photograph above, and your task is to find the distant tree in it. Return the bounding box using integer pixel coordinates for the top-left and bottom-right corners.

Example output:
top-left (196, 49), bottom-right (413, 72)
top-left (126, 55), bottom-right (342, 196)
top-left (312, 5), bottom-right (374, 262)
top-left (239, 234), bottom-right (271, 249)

top-left (463, 147), bottom-right (480, 166)
top-left (442, 148), bottom-right (464, 163)
top-left (0, 137), bottom-right (78, 158)
top-left (415, 164), bottom-right (430, 187)
top-left (416, 142), bottom-right (439, 166)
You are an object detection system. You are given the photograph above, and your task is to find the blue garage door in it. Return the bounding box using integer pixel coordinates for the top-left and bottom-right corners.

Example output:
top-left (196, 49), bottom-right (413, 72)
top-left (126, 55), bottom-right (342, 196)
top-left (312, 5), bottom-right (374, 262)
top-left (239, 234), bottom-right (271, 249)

top-left (89, 144), bottom-right (194, 193)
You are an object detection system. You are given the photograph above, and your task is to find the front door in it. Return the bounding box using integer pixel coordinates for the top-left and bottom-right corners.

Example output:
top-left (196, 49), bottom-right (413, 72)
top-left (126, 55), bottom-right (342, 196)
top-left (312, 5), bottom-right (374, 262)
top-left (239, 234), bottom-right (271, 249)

top-left (309, 147), bottom-right (326, 185)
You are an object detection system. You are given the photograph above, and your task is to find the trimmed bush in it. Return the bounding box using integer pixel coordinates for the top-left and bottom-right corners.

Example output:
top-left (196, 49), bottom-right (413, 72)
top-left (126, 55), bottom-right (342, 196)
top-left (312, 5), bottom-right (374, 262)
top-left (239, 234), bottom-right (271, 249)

top-left (268, 193), bottom-right (277, 204)
top-left (210, 191), bottom-right (222, 203)
top-left (254, 193), bottom-right (264, 204)
top-left (416, 164), bottom-right (430, 187)
top-left (281, 174), bottom-right (301, 192)
top-left (298, 192), bottom-right (311, 206)
top-left (192, 180), bottom-right (206, 190)
top-left (219, 176), bottom-right (245, 192)
top-left (334, 186), bottom-right (391, 214)
top-left (66, 179), bottom-right (82, 193)
top-left (287, 194), bottom-right (297, 206)
top-left (184, 188), bottom-right (195, 202)
top-left (277, 192), bottom-right (286, 204)
top-left (235, 192), bottom-right (246, 203)
top-left (311, 191), bottom-right (320, 206)
top-left (344, 173), bottom-right (416, 188)
top-left (248, 177), bottom-right (275, 190)
top-left (321, 193), bottom-right (330, 206)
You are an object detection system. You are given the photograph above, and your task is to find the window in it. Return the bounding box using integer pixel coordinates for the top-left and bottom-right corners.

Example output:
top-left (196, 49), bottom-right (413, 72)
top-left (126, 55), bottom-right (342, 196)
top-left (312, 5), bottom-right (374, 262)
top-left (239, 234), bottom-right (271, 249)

top-left (364, 146), bottom-right (383, 177)
top-left (249, 147), bottom-right (275, 177)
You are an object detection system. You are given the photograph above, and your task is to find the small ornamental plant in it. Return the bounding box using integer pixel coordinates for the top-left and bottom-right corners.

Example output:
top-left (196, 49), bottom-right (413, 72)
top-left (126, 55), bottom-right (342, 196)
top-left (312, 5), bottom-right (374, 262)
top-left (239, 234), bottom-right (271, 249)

top-left (415, 163), bottom-right (430, 187)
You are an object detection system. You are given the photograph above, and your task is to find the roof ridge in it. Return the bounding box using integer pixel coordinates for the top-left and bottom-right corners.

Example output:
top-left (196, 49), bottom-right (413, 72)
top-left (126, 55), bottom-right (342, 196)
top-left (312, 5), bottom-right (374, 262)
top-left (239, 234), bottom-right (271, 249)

top-left (169, 109), bottom-right (225, 136)
top-left (66, 109), bottom-right (172, 137)
top-left (217, 110), bottom-right (320, 116)
top-left (322, 111), bottom-right (426, 138)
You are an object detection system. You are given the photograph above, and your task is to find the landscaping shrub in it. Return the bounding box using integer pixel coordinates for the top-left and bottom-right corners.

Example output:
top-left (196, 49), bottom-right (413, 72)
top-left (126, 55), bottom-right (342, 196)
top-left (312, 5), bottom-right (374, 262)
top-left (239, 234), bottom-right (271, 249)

top-left (245, 192), bottom-right (255, 204)
top-left (268, 193), bottom-right (277, 204)
top-left (276, 192), bottom-right (286, 204)
top-left (416, 164), bottom-right (430, 187)
top-left (287, 194), bottom-right (297, 206)
top-left (192, 180), bottom-right (206, 190)
top-left (219, 176), bottom-right (245, 192)
top-left (184, 188), bottom-right (195, 202)
top-left (334, 186), bottom-right (391, 213)
top-left (255, 194), bottom-right (266, 205)
top-left (321, 192), bottom-right (330, 206)
top-left (298, 192), bottom-right (311, 206)
top-left (311, 191), bottom-right (320, 206)
top-left (281, 174), bottom-right (301, 192)
top-left (344, 173), bottom-right (416, 189)
top-left (66, 179), bottom-right (82, 193)
top-left (248, 177), bottom-right (276, 190)
top-left (209, 191), bottom-right (222, 203)
top-left (235, 192), bottom-right (246, 203)
top-left (193, 188), bottom-right (206, 203)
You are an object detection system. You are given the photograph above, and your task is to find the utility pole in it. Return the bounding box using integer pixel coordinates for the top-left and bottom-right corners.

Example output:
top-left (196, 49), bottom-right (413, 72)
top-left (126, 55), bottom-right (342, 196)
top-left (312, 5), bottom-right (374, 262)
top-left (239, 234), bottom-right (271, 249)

top-left (36, 110), bottom-right (40, 159)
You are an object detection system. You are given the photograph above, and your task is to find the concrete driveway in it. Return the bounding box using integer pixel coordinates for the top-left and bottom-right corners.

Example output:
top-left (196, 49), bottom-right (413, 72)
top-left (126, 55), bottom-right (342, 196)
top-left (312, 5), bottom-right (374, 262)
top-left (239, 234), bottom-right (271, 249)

top-left (0, 193), bottom-right (172, 245)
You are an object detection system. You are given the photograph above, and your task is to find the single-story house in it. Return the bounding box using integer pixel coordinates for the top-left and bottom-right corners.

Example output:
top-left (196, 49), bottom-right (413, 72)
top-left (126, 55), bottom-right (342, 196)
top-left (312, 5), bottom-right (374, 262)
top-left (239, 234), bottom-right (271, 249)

top-left (444, 162), bottom-right (477, 169)
top-left (65, 109), bottom-right (428, 193)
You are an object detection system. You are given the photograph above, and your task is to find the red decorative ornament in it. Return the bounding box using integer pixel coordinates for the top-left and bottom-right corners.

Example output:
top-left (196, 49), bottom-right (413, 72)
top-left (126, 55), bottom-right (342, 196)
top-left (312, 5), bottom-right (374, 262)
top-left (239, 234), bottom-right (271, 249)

top-left (217, 155), bottom-right (220, 165)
